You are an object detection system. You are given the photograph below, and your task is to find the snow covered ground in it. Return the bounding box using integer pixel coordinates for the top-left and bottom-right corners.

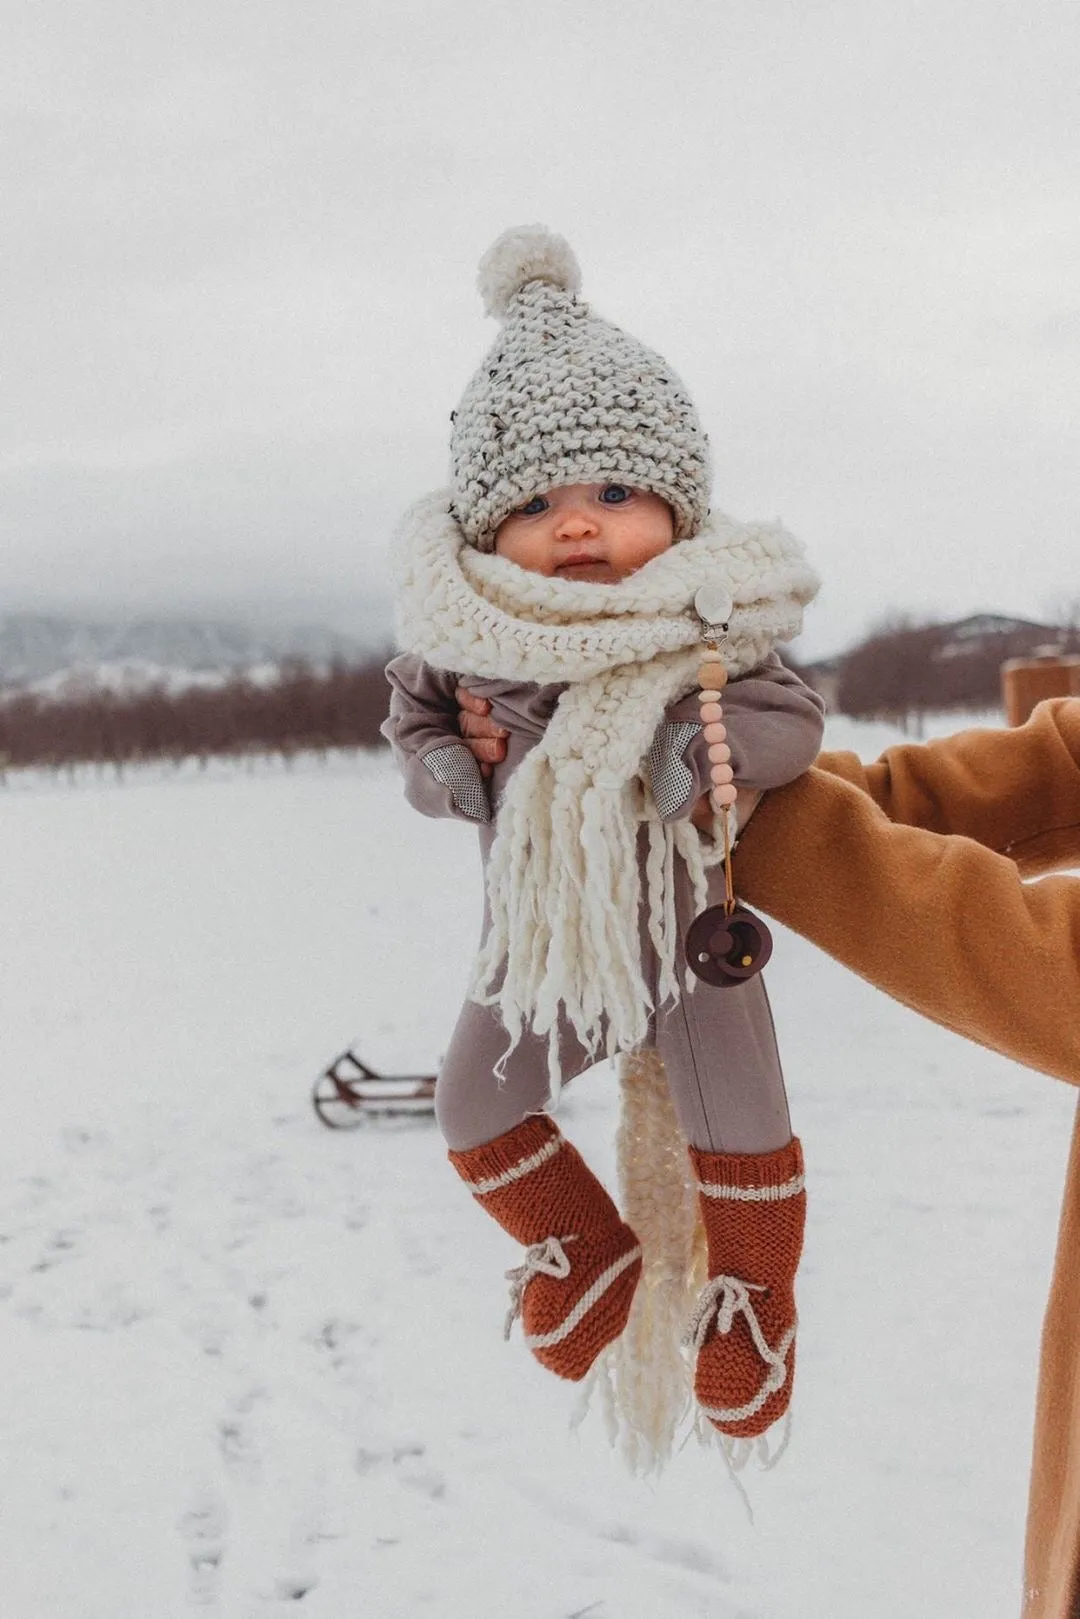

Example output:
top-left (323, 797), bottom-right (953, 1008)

top-left (1, 713), bottom-right (1074, 1618)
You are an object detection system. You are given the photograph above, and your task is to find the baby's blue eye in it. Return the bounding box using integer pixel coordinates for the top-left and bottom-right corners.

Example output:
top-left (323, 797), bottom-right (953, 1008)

top-left (600, 484), bottom-right (632, 504)
top-left (517, 495), bottom-right (548, 516)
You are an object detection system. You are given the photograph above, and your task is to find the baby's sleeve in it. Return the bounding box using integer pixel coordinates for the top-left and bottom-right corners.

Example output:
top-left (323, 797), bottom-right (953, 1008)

top-left (645, 653), bottom-right (826, 822)
top-left (382, 654), bottom-right (492, 824)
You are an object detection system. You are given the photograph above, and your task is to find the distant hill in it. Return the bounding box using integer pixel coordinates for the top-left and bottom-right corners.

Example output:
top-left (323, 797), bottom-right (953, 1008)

top-left (931, 612), bottom-right (1069, 656)
top-left (0, 613), bottom-right (389, 697)
top-left (814, 612), bottom-right (1080, 717)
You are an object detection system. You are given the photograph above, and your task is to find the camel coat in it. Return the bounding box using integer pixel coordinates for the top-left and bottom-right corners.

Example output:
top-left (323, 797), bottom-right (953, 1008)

top-left (733, 697), bottom-right (1080, 1619)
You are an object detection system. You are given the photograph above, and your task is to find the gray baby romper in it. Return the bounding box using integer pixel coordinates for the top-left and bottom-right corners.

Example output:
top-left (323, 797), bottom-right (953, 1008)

top-left (383, 652), bottom-right (825, 1155)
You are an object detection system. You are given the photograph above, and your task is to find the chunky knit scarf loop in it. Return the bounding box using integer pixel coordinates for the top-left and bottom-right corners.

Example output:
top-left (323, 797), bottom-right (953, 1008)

top-left (394, 491), bottom-right (819, 1090)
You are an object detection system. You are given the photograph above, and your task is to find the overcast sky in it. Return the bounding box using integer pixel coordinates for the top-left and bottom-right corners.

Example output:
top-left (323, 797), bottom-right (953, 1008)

top-left (5, 0), bottom-right (1078, 656)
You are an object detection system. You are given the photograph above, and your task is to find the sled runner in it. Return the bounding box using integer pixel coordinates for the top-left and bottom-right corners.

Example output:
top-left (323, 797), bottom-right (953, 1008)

top-left (312, 1047), bottom-right (437, 1128)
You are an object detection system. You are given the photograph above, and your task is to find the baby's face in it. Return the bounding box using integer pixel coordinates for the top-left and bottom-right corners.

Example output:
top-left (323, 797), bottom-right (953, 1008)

top-left (494, 482), bottom-right (674, 583)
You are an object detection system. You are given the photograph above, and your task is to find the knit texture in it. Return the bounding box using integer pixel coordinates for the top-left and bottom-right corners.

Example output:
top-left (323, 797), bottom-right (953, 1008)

top-left (581, 1048), bottom-right (706, 1474)
top-left (394, 491), bottom-right (818, 1092)
top-left (450, 224), bottom-right (711, 550)
top-left (448, 1114), bottom-right (642, 1382)
top-left (688, 1137), bottom-right (806, 1439)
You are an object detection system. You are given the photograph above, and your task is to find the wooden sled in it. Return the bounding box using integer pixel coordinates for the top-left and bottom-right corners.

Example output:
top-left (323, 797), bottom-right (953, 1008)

top-left (312, 1047), bottom-right (437, 1129)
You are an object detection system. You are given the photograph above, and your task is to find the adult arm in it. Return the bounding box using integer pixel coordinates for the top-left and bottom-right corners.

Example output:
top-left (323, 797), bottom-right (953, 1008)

top-left (382, 654), bottom-right (492, 823)
top-left (733, 763), bottom-right (1080, 1087)
top-left (817, 698), bottom-right (1080, 876)
top-left (804, 702), bottom-right (1080, 1615)
top-left (783, 702), bottom-right (1080, 1612)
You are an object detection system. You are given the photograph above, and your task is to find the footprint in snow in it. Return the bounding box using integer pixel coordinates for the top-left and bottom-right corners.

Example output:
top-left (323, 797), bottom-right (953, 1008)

top-left (179, 1489), bottom-right (228, 1608)
top-left (256, 1574), bottom-right (320, 1605)
top-left (217, 1391), bottom-right (264, 1483)
top-left (354, 1440), bottom-right (447, 1501)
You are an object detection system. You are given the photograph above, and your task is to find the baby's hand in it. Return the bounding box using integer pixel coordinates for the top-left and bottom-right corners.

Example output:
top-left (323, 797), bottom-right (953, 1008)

top-left (456, 687), bottom-right (509, 778)
top-left (690, 786), bottom-right (763, 836)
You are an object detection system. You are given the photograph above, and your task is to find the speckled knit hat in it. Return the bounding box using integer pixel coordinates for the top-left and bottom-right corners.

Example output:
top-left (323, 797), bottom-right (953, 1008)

top-left (449, 225), bottom-right (712, 551)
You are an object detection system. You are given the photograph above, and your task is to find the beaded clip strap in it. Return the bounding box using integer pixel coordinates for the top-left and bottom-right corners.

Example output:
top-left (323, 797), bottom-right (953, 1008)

top-left (692, 584), bottom-right (738, 912)
top-left (685, 585), bottom-right (774, 987)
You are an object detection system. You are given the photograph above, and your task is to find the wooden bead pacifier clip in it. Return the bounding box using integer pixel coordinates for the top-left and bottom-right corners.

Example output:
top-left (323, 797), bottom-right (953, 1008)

top-left (684, 584), bottom-right (774, 988)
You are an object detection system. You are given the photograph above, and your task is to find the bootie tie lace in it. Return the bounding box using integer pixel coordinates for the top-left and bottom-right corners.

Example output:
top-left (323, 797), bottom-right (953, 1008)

top-left (449, 1114), bottom-right (642, 1381)
top-left (504, 1235), bottom-right (575, 1338)
top-left (685, 1273), bottom-right (794, 1429)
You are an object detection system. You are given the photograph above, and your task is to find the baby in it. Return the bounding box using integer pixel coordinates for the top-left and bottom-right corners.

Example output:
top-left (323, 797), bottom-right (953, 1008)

top-left (383, 227), bottom-right (823, 1441)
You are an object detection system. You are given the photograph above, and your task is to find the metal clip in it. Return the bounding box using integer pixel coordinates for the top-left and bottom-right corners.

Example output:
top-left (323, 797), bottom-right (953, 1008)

top-left (694, 584), bottom-right (733, 649)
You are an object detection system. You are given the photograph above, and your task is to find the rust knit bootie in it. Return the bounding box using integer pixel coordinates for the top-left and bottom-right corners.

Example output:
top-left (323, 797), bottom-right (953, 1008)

top-left (686, 1137), bottom-right (806, 1440)
top-left (448, 1114), bottom-right (642, 1381)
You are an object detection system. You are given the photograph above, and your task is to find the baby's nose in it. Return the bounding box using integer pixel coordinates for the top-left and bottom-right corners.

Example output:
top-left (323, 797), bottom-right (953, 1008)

top-left (555, 507), bottom-right (599, 537)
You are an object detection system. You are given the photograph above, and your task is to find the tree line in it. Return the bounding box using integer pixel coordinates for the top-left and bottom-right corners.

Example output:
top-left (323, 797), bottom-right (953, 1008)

top-left (2, 615), bottom-right (1078, 776)
top-left (0, 658), bottom-right (393, 775)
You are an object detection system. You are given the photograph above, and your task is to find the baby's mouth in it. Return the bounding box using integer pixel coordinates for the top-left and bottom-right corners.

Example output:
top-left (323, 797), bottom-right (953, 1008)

top-left (556, 556), bottom-right (618, 583)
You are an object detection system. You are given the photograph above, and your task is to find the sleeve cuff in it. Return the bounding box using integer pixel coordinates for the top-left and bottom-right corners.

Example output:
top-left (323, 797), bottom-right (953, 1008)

top-left (421, 743), bottom-right (492, 823)
top-left (645, 721), bottom-right (703, 819)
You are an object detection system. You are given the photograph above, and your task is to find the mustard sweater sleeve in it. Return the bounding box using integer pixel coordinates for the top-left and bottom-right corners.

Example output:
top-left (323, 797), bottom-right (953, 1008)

top-left (815, 698), bottom-right (1080, 876)
top-left (733, 766), bottom-right (1080, 1087)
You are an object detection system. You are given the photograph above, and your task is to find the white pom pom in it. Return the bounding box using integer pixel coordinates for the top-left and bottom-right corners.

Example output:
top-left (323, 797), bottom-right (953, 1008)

top-left (476, 224), bottom-right (582, 318)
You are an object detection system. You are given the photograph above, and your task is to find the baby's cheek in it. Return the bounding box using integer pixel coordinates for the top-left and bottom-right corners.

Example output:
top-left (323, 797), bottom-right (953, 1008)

top-left (629, 531), bottom-right (675, 571)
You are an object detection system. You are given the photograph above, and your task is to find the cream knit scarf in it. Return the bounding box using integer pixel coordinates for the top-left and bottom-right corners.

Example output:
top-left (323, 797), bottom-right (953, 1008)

top-left (394, 491), bottom-right (819, 1090)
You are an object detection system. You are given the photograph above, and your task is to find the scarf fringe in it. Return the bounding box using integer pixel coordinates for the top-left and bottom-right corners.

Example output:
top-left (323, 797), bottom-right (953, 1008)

top-left (573, 1047), bottom-right (705, 1474)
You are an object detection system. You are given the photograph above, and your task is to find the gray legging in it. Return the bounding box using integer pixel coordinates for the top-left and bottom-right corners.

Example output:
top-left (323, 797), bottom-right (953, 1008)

top-left (435, 865), bottom-right (792, 1156)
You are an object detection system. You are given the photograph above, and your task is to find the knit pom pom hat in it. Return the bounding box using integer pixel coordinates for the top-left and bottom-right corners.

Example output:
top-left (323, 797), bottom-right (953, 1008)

top-left (449, 225), bottom-right (712, 551)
